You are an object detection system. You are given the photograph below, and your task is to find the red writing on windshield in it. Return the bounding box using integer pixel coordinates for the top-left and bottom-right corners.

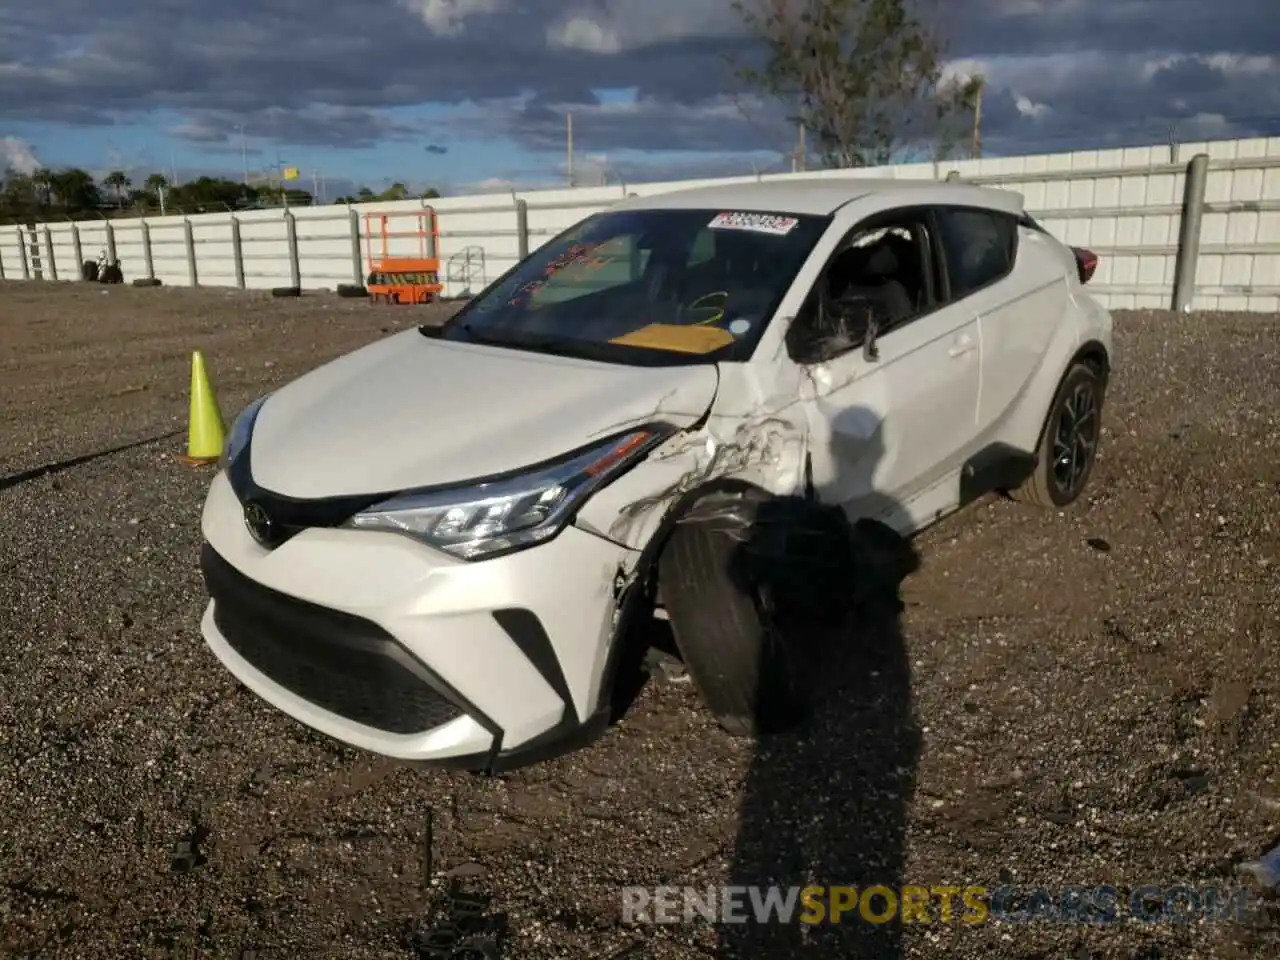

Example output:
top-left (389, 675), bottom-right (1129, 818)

top-left (508, 241), bottom-right (617, 306)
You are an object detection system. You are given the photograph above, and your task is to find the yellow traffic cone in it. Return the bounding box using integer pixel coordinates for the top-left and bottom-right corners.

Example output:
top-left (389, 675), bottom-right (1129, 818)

top-left (183, 350), bottom-right (225, 465)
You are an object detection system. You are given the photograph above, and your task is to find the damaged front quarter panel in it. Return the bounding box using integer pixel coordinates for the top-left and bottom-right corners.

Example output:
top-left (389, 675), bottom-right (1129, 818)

top-left (574, 364), bottom-right (812, 553)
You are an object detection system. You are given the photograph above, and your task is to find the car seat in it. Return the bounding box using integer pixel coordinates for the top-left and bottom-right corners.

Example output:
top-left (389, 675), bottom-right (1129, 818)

top-left (826, 239), bottom-right (914, 326)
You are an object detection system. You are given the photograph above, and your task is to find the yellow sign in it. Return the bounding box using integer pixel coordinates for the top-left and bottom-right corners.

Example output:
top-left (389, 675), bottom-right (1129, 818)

top-left (609, 323), bottom-right (734, 354)
top-left (281, 166), bottom-right (300, 181)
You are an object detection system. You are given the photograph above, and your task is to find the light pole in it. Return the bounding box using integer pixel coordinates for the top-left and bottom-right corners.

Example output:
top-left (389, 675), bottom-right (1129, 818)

top-left (237, 125), bottom-right (249, 185)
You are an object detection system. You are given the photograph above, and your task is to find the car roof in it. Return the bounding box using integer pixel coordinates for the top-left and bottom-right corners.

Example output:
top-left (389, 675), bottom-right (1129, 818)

top-left (610, 177), bottom-right (1024, 218)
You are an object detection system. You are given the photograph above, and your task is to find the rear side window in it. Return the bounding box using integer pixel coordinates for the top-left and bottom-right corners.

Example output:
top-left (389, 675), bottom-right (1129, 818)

top-left (934, 207), bottom-right (1017, 299)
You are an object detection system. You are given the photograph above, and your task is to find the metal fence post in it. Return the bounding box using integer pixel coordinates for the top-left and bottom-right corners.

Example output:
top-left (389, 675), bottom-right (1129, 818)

top-left (229, 215), bottom-right (245, 289)
top-left (285, 211), bottom-right (301, 289)
top-left (42, 226), bottom-right (58, 281)
top-left (422, 201), bottom-right (438, 260)
top-left (0, 239), bottom-right (5, 279)
top-left (515, 198), bottom-right (529, 259)
top-left (184, 217), bottom-right (198, 286)
top-left (348, 206), bottom-right (363, 285)
top-left (1172, 152), bottom-right (1209, 313)
top-left (71, 223), bottom-right (83, 275)
top-left (104, 220), bottom-right (117, 265)
top-left (17, 227), bottom-right (29, 278)
top-left (140, 221), bottom-right (155, 281)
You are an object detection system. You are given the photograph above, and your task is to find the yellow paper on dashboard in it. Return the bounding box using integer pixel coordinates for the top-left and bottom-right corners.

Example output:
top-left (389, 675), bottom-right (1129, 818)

top-left (609, 323), bottom-right (735, 354)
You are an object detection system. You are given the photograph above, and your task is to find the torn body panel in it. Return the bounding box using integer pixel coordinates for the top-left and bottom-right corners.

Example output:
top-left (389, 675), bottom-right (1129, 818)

top-left (575, 362), bottom-right (812, 553)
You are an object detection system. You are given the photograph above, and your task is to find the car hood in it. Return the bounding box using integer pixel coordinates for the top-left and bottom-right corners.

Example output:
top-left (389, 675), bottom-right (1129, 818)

top-left (247, 329), bottom-right (719, 499)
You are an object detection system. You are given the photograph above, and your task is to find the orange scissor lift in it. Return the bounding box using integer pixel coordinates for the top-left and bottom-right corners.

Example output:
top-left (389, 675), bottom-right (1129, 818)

top-left (364, 207), bottom-right (445, 304)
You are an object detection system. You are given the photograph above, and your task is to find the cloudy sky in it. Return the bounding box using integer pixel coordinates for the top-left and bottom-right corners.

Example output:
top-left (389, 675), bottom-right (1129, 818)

top-left (1, 0), bottom-right (1278, 196)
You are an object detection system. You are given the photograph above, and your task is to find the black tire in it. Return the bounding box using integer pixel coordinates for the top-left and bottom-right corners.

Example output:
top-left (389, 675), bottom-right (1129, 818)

top-left (271, 285), bottom-right (301, 298)
top-left (1011, 361), bottom-right (1105, 508)
top-left (81, 260), bottom-right (99, 281)
top-left (336, 283), bottom-right (367, 298)
top-left (132, 277), bottom-right (162, 288)
top-left (657, 492), bottom-right (807, 737)
top-left (99, 263), bottom-right (123, 284)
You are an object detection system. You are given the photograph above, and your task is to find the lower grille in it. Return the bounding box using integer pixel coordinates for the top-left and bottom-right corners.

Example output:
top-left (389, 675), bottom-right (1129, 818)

top-left (201, 544), bottom-right (465, 735)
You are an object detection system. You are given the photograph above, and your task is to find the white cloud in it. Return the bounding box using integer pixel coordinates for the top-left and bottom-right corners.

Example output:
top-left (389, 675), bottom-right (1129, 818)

top-left (1188, 111), bottom-right (1231, 130)
top-left (1144, 52), bottom-right (1277, 81)
top-left (0, 135), bottom-right (41, 174)
top-left (547, 16), bottom-right (621, 54)
top-left (1202, 53), bottom-right (1275, 75)
top-left (464, 176), bottom-right (519, 192)
top-left (398, 0), bottom-right (505, 37)
top-left (1014, 95), bottom-right (1050, 118)
top-left (546, 1), bottom-right (743, 53)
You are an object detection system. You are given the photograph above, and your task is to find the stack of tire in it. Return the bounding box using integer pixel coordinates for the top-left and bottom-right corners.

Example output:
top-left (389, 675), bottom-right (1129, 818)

top-left (82, 260), bottom-right (163, 287)
top-left (82, 259), bottom-right (122, 284)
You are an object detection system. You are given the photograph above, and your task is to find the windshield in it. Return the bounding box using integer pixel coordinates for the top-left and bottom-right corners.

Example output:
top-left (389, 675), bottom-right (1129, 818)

top-left (440, 207), bottom-right (830, 365)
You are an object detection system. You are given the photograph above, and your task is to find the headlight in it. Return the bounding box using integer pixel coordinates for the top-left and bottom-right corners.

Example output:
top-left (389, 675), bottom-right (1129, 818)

top-left (345, 426), bottom-right (672, 560)
top-left (219, 394), bottom-right (270, 470)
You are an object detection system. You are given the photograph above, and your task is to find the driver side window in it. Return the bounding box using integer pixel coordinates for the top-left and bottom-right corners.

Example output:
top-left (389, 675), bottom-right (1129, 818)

top-left (786, 212), bottom-right (934, 365)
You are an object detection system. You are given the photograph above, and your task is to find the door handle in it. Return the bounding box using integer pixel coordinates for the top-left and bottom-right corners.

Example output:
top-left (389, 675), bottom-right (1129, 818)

top-left (948, 334), bottom-right (976, 358)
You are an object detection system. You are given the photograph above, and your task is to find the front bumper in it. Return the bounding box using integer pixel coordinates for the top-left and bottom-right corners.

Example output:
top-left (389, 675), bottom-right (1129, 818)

top-left (199, 470), bottom-right (637, 770)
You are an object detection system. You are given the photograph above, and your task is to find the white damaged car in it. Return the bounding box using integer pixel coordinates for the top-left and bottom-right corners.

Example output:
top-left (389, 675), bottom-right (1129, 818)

top-left (199, 178), bottom-right (1112, 771)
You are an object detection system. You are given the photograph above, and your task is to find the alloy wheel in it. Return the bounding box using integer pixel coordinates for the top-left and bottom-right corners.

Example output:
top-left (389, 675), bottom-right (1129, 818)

top-left (1051, 380), bottom-right (1099, 499)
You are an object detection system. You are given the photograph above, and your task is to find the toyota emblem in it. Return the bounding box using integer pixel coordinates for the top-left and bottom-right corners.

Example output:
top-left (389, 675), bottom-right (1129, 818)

top-left (243, 501), bottom-right (273, 546)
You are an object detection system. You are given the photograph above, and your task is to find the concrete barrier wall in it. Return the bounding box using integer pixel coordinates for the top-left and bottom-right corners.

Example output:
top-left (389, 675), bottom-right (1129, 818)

top-left (4, 135), bottom-right (1279, 311)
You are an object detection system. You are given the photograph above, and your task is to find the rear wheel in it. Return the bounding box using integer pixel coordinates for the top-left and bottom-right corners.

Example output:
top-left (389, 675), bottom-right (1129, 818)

top-left (1011, 361), bottom-right (1105, 508)
top-left (657, 492), bottom-right (807, 737)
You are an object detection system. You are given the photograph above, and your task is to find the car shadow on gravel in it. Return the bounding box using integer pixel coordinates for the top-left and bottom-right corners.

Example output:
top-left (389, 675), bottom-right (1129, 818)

top-left (718, 493), bottom-right (922, 959)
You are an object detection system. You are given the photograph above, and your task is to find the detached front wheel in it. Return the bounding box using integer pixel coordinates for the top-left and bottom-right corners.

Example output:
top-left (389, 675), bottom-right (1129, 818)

top-left (657, 493), bottom-right (808, 738)
top-left (1013, 361), bottom-right (1105, 508)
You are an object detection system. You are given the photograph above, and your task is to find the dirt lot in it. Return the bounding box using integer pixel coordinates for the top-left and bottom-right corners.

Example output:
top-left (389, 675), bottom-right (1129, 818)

top-left (1, 280), bottom-right (1279, 959)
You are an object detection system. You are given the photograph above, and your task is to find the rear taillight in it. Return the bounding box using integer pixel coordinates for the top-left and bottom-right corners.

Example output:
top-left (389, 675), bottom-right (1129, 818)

top-left (1071, 246), bottom-right (1098, 285)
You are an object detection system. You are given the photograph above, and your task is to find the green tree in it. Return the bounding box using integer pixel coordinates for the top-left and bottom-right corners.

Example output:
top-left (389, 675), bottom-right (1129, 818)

top-left (30, 168), bottom-right (53, 206)
top-left (49, 168), bottom-right (101, 214)
top-left (730, 0), bottom-right (982, 167)
top-left (169, 175), bottom-right (259, 211)
top-left (102, 169), bottom-right (131, 207)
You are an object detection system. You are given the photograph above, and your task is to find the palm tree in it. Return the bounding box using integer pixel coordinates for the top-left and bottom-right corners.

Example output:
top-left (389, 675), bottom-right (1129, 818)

top-left (103, 170), bottom-right (131, 207)
top-left (30, 168), bottom-right (53, 207)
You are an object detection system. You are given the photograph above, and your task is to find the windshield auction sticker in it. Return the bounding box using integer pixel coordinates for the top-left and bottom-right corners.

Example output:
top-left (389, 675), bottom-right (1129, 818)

top-left (708, 212), bottom-right (799, 235)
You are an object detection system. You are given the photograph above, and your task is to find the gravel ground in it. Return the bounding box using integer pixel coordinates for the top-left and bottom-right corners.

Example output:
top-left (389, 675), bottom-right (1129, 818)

top-left (2, 279), bottom-right (1279, 960)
